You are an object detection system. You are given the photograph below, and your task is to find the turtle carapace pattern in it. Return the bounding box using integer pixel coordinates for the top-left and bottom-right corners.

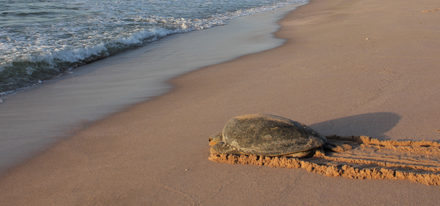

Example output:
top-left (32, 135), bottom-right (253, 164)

top-left (209, 114), bottom-right (327, 158)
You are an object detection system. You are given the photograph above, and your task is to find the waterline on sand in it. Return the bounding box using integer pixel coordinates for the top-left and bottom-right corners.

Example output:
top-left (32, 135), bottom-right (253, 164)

top-left (0, 4), bottom-right (303, 173)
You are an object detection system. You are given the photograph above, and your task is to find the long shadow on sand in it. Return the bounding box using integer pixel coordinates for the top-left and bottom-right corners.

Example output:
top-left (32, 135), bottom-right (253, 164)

top-left (310, 112), bottom-right (401, 139)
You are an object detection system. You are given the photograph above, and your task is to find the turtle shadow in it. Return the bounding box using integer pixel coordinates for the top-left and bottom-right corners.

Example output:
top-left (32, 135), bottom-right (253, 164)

top-left (310, 112), bottom-right (401, 140)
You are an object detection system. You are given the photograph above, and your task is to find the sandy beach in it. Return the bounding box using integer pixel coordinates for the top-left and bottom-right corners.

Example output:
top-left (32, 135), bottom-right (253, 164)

top-left (0, 5), bottom-right (291, 173)
top-left (1, 0), bottom-right (440, 205)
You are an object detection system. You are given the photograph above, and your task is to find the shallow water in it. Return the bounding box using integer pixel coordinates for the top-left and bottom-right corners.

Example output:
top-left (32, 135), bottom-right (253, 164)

top-left (0, 4), bottom-right (304, 173)
top-left (0, 0), bottom-right (305, 92)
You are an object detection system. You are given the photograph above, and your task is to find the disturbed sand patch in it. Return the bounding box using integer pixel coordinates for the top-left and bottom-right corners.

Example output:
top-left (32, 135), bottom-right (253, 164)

top-left (422, 8), bottom-right (440, 13)
top-left (209, 136), bottom-right (440, 185)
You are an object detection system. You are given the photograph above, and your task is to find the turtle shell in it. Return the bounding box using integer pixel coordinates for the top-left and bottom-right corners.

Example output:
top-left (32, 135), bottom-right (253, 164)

top-left (222, 114), bottom-right (326, 156)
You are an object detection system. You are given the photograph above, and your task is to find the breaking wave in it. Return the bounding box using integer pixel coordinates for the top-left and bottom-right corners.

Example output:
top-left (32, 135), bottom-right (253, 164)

top-left (0, 0), bottom-right (306, 94)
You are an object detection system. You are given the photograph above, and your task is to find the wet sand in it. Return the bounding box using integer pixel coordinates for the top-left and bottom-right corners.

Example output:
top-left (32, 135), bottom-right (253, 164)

top-left (1, 0), bottom-right (440, 205)
top-left (0, 5), bottom-right (293, 173)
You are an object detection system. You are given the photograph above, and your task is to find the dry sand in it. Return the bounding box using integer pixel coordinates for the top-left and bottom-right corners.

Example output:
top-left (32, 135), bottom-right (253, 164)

top-left (1, 0), bottom-right (440, 205)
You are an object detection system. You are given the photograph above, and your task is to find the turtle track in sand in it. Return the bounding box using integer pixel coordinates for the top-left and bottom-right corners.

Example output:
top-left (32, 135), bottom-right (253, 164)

top-left (209, 136), bottom-right (440, 185)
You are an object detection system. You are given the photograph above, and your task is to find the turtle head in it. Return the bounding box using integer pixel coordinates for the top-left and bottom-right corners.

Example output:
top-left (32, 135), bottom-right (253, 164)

top-left (209, 133), bottom-right (241, 155)
top-left (209, 133), bottom-right (223, 146)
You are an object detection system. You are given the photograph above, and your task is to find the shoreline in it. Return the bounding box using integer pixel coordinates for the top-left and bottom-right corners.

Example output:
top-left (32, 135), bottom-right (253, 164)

top-left (1, 0), bottom-right (440, 205)
top-left (0, 4), bottom-right (299, 173)
top-left (0, 0), bottom-right (304, 94)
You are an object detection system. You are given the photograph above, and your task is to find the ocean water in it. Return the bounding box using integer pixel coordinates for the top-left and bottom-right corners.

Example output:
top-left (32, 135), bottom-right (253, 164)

top-left (0, 0), bottom-right (305, 93)
top-left (0, 1), bottom-right (305, 172)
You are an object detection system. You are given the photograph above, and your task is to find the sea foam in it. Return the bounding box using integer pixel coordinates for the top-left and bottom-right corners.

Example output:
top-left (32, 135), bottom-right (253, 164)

top-left (0, 0), bottom-right (307, 93)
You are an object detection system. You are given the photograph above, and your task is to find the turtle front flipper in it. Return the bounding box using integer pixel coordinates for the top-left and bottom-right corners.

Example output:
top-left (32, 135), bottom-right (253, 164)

top-left (210, 141), bottom-right (243, 155)
top-left (287, 150), bottom-right (313, 158)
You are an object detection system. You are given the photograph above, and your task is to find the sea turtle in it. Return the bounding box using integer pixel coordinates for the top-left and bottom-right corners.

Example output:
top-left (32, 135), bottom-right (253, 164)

top-left (209, 114), bottom-right (327, 158)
